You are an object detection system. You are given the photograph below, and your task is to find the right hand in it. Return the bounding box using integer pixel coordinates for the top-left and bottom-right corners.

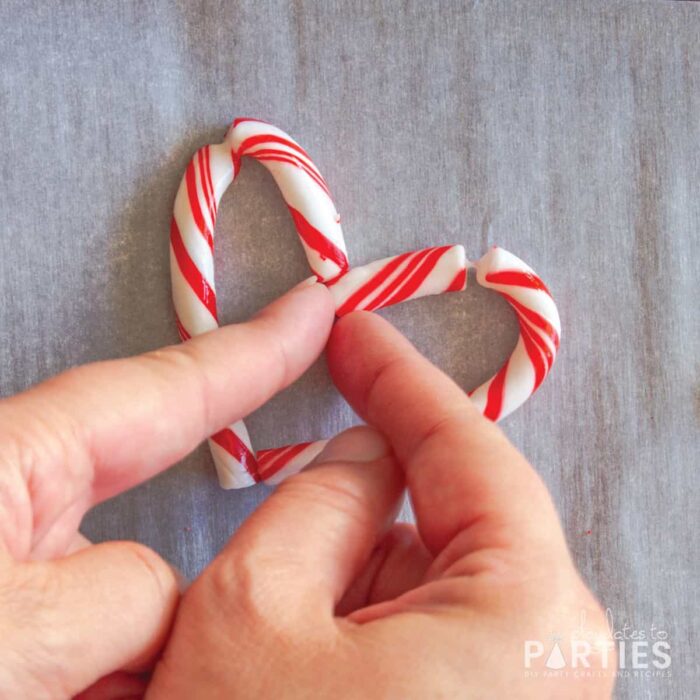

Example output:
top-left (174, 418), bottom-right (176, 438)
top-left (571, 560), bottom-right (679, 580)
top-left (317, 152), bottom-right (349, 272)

top-left (149, 310), bottom-right (615, 699)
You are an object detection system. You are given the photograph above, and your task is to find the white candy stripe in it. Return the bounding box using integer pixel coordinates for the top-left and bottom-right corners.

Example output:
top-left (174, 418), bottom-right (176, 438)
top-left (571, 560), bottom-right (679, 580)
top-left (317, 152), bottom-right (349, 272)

top-left (209, 143), bottom-right (237, 198)
top-left (468, 337), bottom-right (534, 418)
top-left (262, 161), bottom-right (345, 252)
top-left (173, 182), bottom-right (216, 292)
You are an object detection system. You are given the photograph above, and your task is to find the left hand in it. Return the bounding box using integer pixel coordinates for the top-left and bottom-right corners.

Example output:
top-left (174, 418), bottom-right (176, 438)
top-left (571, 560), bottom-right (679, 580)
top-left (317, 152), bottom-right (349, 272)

top-left (0, 281), bottom-right (334, 699)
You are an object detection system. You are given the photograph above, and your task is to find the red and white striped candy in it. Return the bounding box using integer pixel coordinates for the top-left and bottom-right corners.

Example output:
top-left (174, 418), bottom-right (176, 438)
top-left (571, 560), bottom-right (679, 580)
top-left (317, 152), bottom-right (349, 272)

top-left (170, 118), bottom-right (561, 489)
top-left (257, 246), bottom-right (561, 483)
top-left (470, 246), bottom-right (561, 421)
top-left (171, 117), bottom-right (349, 488)
top-left (328, 245), bottom-right (467, 316)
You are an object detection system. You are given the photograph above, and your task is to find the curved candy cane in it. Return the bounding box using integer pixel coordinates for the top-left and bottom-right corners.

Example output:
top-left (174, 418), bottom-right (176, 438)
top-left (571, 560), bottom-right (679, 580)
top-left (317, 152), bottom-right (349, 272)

top-left (170, 119), bottom-right (561, 489)
top-left (470, 246), bottom-right (561, 421)
top-left (258, 246), bottom-right (561, 484)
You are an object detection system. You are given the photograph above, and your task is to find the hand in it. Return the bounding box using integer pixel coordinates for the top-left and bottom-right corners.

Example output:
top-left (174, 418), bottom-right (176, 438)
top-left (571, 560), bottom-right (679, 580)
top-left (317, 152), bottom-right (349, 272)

top-left (0, 282), bottom-right (335, 699)
top-left (148, 312), bottom-right (615, 698)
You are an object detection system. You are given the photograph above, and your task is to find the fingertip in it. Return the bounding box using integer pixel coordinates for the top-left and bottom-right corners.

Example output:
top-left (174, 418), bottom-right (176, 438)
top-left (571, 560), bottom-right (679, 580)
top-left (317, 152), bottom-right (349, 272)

top-left (327, 311), bottom-right (396, 403)
top-left (4, 542), bottom-right (180, 697)
top-left (328, 310), bottom-right (382, 354)
top-left (263, 278), bottom-right (336, 328)
top-left (308, 425), bottom-right (391, 467)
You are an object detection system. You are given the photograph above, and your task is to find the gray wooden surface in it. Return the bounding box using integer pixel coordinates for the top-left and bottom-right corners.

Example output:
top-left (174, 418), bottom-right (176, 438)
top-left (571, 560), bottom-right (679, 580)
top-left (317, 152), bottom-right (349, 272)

top-left (0, 1), bottom-right (697, 697)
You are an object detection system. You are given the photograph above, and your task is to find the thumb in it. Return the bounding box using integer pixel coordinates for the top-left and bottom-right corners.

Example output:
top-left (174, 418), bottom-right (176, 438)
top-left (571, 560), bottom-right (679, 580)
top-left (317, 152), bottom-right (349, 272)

top-left (209, 427), bottom-right (404, 620)
top-left (0, 541), bottom-right (178, 698)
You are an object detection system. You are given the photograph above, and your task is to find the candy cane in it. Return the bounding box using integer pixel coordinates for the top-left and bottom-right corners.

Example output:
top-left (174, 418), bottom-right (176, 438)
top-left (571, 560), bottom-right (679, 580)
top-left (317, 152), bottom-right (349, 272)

top-left (171, 116), bottom-right (347, 489)
top-left (170, 119), bottom-right (561, 489)
top-left (257, 246), bottom-right (560, 484)
top-left (470, 246), bottom-right (561, 421)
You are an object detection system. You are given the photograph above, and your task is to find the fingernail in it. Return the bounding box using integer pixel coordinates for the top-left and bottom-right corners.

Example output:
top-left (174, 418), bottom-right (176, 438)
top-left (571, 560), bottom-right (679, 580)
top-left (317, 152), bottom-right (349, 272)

top-left (310, 426), bottom-right (390, 466)
top-left (291, 275), bottom-right (320, 291)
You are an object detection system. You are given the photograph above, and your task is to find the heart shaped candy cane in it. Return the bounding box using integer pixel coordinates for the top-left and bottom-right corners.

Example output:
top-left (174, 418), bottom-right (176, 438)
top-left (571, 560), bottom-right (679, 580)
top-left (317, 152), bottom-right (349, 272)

top-left (170, 119), bottom-right (561, 489)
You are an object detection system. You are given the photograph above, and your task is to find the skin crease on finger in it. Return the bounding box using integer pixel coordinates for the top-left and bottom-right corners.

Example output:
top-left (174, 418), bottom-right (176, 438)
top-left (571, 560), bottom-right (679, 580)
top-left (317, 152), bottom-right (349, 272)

top-left (145, 313), bottom-right (614, 699)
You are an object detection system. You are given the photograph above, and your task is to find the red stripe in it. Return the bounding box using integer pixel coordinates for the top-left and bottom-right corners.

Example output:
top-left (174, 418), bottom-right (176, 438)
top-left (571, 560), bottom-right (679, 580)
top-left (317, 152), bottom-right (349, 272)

top-left (520, 317), bottom-right (555, 369)
top-left (258, 442), bottom-right (312, 479)
top-left (257, 443), bottom-right (295, 468)
top-left (174, 312), bottom-right (191, 341)
top-left (197, 148), bottom-right (215, 226)
top-left (231, 122), bottom-right (332, 196)
top-left (519, 322), bottom-right (548, 391)
top-left (446, 267), bottom-right (467, 292)
top-left (202, 146), bottom-right (217, 218)
top-left (485, 270), bottom-right (552, 297)
top-left (248, 147), bottom-right (320, 168)
top-left (252, 152), bottom-right (331, 196)
top-left (501, 293), bottom-right (560, 350)
top-left (206, 146), bottom-right (217, 214)
top-left (170, 219), bottom-right (218, 322)
top-left (237, 133), bottom-right (315, 168)
top-left (323, 269), bottom-right (346, 287)
top-left (335, 252), bottom-right (414, 316)
top-left (483, 358), bottom-right (510, 421)
top-left (185, 159), bottom-right (213, 249)
top-left (211, 428), bottom-right (261, 482)
top-left (364, 249), bottom-right (434, 312)
top-left (287, 205), bottom-right (349, 277)
top-left (247, 147), bottom-right (327, 184)
top-left (379, 246), bottom-right (450, 309)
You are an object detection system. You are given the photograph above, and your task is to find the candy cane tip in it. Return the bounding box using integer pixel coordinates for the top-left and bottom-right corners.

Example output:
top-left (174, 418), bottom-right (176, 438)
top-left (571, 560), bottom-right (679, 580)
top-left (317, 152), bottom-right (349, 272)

top-left (229, 116), bottom-right (271, 131)
top-left (474, 246), bottom-right (515, 281)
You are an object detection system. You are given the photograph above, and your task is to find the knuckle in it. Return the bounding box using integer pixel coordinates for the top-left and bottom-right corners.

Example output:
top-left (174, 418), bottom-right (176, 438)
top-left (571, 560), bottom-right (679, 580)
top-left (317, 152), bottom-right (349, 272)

top-left (140, 344), bottom-right (203, 386)
top-left (116, 541), bottom-right (177, 605)
top-left (364, 354), bottom-right (412, 418)
top-left (0, 564), bottom-right (69, 698)
top-left (207, 542), bottom-right (264, 608)
top-left (137, 346), bottom-right (211, 432)
top-left (199, 541), bottom-right (294, 639)
top-left (280, 471), bottom-right (375, 530)
top-left (191, 540), bottom-right (343, 679)
top-left (250, 317), bottom-right (292, 387)
top-left (0, 407), bottom-right (91, 557)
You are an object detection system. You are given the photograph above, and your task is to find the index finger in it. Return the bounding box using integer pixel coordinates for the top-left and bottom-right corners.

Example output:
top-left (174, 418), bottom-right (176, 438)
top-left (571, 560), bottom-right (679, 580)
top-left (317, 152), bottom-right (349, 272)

top-left (327, 311), bottom-right (567, 558)
top-left (0, 282), bottom-right (334, 505)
